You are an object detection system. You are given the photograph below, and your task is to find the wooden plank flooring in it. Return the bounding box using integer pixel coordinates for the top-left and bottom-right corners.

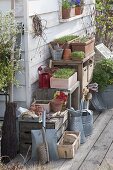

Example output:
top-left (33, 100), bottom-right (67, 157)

top-left (10, 109), bottom-right (113, 170)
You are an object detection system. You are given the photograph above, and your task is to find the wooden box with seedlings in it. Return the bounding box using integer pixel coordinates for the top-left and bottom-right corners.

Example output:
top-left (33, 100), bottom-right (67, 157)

top-left (50, 68), bottom-right (77, 89)
top-left (70, 36), bottom-right (95, 55)
top-left (71, 51), bottom-right (85, 60)
top-left (52, 35), bottom-right (78, 49)
top-left (57, 131), bottom-right (80, 159)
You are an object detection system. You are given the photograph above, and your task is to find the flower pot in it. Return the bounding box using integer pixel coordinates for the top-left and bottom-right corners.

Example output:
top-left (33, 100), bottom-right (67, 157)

top-left (63, 48), bottom-right (71, 60)
top-left (50, 99), bottom-right (63, 112)
top-left (62, 8), bottom-right (71, 19)
top-left (75, 6), bottom-right (81, 15)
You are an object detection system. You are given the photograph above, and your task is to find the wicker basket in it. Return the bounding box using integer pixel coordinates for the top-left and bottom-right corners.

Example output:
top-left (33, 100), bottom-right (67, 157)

top-left (57, 131), bottom-right (80, 159)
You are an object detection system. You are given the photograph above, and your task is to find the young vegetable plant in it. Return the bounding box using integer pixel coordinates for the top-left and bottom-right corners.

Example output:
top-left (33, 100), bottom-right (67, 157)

top-left (54, 35), bottom-right (78, 44)
top-left (53, 68), bottom-right (75, 79)
top-left (71, 51), bottom-right (85, 59)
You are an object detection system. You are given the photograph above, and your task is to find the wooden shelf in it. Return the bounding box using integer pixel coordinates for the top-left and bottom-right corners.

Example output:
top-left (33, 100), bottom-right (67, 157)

top-left (36, 81), bottom-right (80, 110)
top-left (52, 52), bottom-right (95, 65)
top-left (51, 52), bottom-right (95, 98)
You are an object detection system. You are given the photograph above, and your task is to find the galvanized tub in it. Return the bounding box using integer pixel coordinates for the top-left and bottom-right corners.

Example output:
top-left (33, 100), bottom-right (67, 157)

top-left (100, 85), bottom-right (113, 109)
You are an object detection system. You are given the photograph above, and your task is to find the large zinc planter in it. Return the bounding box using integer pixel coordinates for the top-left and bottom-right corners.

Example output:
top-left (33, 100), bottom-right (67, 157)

top-left (99, 85), bottom-right (113, 109)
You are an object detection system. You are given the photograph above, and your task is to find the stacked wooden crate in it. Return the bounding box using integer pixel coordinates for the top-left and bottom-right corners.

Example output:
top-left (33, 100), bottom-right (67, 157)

top-left (18, 110), bottom-right (68, 154)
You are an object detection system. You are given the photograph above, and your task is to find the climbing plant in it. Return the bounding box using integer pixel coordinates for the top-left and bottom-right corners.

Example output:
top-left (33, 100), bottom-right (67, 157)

top-left (0, 11), bottom-right (20, 92)
top-left (95, 0), bottom-right (113, 49)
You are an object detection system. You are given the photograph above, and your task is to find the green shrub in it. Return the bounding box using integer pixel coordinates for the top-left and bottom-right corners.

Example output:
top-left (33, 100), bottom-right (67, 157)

top-left (92, 58), bottom-right (113, 90)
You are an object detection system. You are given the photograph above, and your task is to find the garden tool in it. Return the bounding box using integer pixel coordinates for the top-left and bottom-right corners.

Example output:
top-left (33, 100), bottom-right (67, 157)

top-left (37, 111), bottom-right (49, 164)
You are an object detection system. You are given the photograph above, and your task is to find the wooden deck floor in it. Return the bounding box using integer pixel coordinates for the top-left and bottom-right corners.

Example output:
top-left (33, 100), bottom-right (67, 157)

top-left (12, 109), bottom-right (113, 170)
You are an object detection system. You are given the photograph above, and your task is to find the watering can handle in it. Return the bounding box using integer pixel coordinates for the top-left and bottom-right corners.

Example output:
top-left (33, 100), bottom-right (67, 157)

top-left (42, 110), bottom-right (46, 128)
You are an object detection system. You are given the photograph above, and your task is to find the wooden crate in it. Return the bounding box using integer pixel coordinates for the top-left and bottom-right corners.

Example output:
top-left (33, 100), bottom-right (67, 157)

top-left (50, 72), bottom-right (77, 89)
top-left (71, 38), bottom-right (95, 55)
top-left (57, 131), bottom-right (80, 159)
top-left (31, 100), bottom-right (50, 113)
top-left (19, 110), bottom-right (68, 154)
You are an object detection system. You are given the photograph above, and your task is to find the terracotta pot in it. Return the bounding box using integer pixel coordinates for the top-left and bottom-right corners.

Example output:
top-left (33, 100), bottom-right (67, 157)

top-left (75, 6), bottom-right (81, 15)
top-left (63, 48), bottom-right (71, 60)
top-left (62, 8), bottom-right (71, 19)
top-left (50, 99), bottom-right (63, 112)
top-left (59, 42), bottom-right (70, 49)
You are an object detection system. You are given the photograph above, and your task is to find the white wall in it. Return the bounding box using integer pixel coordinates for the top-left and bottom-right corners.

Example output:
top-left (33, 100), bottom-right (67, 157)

top-left (27, 0), bottom-right (95, 83)
top-left (0, 0), bottom-right (11, 13)
top-left (0, 0), bottom-right (95, 117)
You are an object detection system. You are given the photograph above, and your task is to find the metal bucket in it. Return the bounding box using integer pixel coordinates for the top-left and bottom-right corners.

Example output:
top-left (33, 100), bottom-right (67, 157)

top-left (68, 109), bottom-right (86, 144)
top-left (82, 109), bottom-right (93, 137)
top-left (49, 44), bottom-right (63, 60)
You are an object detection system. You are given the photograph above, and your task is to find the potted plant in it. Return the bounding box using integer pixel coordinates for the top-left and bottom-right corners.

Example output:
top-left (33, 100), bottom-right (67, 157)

top-left (92, 58), bottom-right (113, 109)
top-left (75, 0), bottom-right (82, 15)
top-left (50, 34), bottom-right (78, 49)
top-left (63, 48), bottom-right (72, 60)
top-left (70, 0), bottom-right (84, 15)
top-left (71, 51), bottom-right (85, 60)
top-left (62, 0), bottom-right (71, 19)
top-left (53, 35), bottom-right (78, 49)
top-left (51, 91), bottom-right (68, 112)
top-left (50, 68), bottom-right (77, 89)
top-left (70, 35), bottom-right (95, 55)
top-left (70, 0), bottom-right (75, 17)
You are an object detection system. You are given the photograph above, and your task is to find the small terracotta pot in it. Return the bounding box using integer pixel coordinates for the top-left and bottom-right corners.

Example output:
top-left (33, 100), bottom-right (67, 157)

top-left (63, 48), bottom-right (71, 60)
top-left (62, 8), bottom-right (71, 19)
top-left (50, 99), bottom-right (63, 112)
top-left (75, 6), bottom-right (81, 15)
